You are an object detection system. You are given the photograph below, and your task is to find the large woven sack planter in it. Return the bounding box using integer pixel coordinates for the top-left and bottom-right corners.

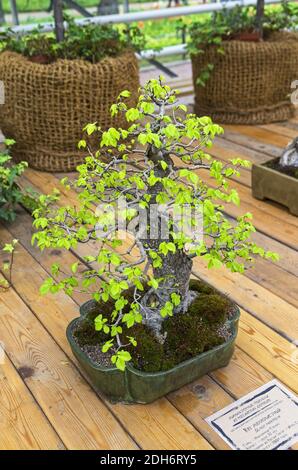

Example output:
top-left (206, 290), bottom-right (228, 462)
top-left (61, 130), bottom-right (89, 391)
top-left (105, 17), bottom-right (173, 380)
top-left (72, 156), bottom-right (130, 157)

top-left (191, 32), bottom-right (298, 124)
top-left (0, 50), bottom-right (139, 171)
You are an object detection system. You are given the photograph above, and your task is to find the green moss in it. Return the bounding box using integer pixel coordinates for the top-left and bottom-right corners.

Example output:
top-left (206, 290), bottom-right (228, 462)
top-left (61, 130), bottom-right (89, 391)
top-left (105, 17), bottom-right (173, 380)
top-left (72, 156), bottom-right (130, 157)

top-left (188, 293), bottom-right (231, 326)
top-left (74, 308), bottom-right (106, 346)
top-left (129, 325), bottom-right (164, 373)
top-left (162, 294), bottom-right (228, 368)
top-left (74, 279), bottom-right (234, 372)
top-left (189, 278), bottom-right (216, 295)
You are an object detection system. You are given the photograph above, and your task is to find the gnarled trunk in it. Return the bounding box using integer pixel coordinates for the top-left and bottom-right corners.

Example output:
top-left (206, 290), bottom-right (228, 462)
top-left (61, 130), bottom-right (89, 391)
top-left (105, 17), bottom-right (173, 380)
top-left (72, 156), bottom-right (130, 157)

top-left (141, 243), bottom-right (193, 342)
top-left (139, 144), bottom-right (193, 340)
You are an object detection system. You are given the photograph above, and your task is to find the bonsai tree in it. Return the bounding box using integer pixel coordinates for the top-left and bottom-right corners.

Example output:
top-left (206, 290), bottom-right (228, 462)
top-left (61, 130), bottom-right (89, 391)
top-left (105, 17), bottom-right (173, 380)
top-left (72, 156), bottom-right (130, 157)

top-left (33, 78), bottom-right (277, 370)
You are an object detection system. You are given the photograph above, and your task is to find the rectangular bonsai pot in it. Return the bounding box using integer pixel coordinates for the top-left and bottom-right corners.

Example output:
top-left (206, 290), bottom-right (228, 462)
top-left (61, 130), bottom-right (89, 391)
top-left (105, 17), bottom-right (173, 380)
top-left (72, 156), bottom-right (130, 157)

top-left (66, 300), bottom-right (240, 404)
top-left (252, 158), bottom-right (298, 216)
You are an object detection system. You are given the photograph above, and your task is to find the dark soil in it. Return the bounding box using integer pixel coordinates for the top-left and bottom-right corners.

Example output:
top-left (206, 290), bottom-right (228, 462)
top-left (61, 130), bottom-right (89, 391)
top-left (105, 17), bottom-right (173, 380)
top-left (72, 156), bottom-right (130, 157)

top-left (230, 31), bottom-right (261, 42)
top-left (73, 279), bottom-right (235, 373)
top-left (265, 160), bottom-right (298, 180)
top-left (29, 54), bottom-right (53, 64)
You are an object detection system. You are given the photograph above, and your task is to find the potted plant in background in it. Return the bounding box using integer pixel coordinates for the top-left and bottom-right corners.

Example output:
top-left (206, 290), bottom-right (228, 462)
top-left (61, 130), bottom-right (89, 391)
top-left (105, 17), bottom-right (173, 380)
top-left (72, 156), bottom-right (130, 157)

top-left (188, 1), bottom-right (298, 124)
top-left (0, 139), bottom-right (28, 222)
top-left (0, 2), bottom-right (143, 172)
top-left (0, 139), bottom-right (39, 291)
top-left (252, 137), bottom-right (298, 215)
top-left (32, 78), bottom-right (277, 403)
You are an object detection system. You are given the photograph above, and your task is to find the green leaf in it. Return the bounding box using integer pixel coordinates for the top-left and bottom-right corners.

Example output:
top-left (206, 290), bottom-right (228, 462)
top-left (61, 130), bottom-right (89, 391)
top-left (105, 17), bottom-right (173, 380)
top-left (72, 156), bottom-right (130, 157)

top-left (118, 90), bottom-right (131, 99)
top-left (171, 293), bottom-right (181, 307)
top-left (78, 140), bottom-right (86, 149)
top-left (125, 108), bottom-right (140, 122)
top-left (71, 262), bottom-right (79, 274)
top-left (160, 161), bottom-right (168, 171)
top-left (84, 122), bottom-right (97, 136)
top-left (40, 278), bottom-right (54, 295)
top-left (102, 339), bottom-right (114, 353)
top-left (112, 350), bottom-right (132, 371)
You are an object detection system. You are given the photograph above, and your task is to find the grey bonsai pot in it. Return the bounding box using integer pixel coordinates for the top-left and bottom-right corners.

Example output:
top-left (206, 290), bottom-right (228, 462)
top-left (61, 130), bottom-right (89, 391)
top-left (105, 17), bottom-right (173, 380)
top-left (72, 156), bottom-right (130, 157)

top-left (252, 158), bottom-right (298, 216)
top-left (66, 299), bottom-right (240, 404)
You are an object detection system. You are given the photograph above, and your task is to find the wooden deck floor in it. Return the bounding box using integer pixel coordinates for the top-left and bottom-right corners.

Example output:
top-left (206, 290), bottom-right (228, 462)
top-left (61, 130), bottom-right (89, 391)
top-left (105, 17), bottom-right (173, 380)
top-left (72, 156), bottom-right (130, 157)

top-left (0, 62), bottom-right (297, 450)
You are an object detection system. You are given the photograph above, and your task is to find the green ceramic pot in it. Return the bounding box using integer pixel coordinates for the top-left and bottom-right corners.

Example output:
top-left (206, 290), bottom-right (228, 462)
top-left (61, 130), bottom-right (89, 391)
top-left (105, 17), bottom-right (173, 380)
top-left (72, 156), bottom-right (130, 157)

top-left (252, 158), bottom-right (298, 216)
top-left (67, 300), bottom-right (240, 404)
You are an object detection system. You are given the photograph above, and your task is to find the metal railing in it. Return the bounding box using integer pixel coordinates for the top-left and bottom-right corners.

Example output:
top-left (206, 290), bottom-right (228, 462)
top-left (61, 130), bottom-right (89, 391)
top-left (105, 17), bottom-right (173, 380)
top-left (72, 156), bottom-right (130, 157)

top-left (0, 0), bottom-right (283, 69)
top-left (3, 0), bottom-right (281, 39)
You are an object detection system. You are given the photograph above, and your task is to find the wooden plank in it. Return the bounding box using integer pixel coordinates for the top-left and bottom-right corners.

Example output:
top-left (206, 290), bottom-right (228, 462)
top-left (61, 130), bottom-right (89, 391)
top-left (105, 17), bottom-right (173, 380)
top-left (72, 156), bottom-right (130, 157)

top-left (237, 309), bottom-right (298, 393)
top-left (7, 208), bottom-right (297, 449)
top-left (17, 169), bottom-right (298, 339)
top-left (168, 375), bottom-right (232, 450)
top-left (259, 124), bottom-right (298, 140)
top-left (169, 154), bottom-right (298, 248)
top-left (109, 397), bottom-right (213, 450)
top-left (13, 203), bottom-right (298, 341)
top-left (56, 149), bottom-right (298, 307)
top-left (21, 164), bottom-right (298, 338)
top-left (0, 225), bottom-right (213, 450)
top-left (23, 160), bottom-right (298, 252)
top-left (0, 353), bottom-right (64, 450)
top-left (245, 257), bottom-right (298, 308)
top-left (221, 128), bottom-right (282, 158)
top-left (4, 213), bottom-right (298, 445)
top-left (211, 347), bottom-right (298, 449)
top-left (211, 349), bottom-right (298, 451)
top-left (280, 120), bottom-right (298, 131)
top-left (0, 279), bottom-right (138, 450)
top-left (201, 168), bottom-right (298, 231)
top-left (5, 214), bottom-right (297, 450)
top-left (212, 139), bottom-right (269, 166)
top-left (3, 214), bottom-right (298, 392)
top-left (224, 125), bottom-right (291, 148)
top-left (16, 138), bottom-right (298, 436)
top-left (249, 230), bottom-right (298, 278)
top-left (191, 259), bottom-right (298, 341)
top-left (211, 347), bottom-right (273, 397)
top-left (169, 355), bottom-right (298, 450)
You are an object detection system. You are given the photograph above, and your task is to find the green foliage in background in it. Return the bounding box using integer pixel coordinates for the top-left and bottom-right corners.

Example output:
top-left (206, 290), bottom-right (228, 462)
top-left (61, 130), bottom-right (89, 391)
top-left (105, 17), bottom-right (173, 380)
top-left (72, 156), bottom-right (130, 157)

top-left (0, 238), bottom-right (18, 291)
top-left (186, 2), bottom-right (298, 86)
top-left (0, 140), bottom-right (27, 222)
top-left (1, 0), bottom-right (151, 14)
top-left (188, 2), bottom-right (298, 54)
top-left (0, 17), bottom-right (145, 62)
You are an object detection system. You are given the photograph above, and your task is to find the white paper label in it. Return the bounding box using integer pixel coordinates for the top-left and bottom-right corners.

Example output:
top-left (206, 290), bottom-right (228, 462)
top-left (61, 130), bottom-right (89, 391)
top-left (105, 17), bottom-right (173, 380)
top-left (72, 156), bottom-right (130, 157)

top-left (206, 379), bottom-right (298, 450)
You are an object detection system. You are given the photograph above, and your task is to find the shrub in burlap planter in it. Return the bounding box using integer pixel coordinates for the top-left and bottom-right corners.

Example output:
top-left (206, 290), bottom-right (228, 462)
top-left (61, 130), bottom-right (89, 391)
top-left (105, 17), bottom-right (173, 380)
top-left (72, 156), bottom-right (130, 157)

top-left (191, 32), bottom-right (298, 125)
top-left (0, 50), bottom-right (139, 172)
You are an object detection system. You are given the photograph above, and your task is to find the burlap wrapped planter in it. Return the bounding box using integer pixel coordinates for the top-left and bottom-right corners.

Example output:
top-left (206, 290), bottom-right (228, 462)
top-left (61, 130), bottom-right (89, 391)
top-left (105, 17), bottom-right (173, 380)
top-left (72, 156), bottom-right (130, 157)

top-left (0, 50), bottom-right (139, 172)
top-left (191, 32), bottom-right (298, 124)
